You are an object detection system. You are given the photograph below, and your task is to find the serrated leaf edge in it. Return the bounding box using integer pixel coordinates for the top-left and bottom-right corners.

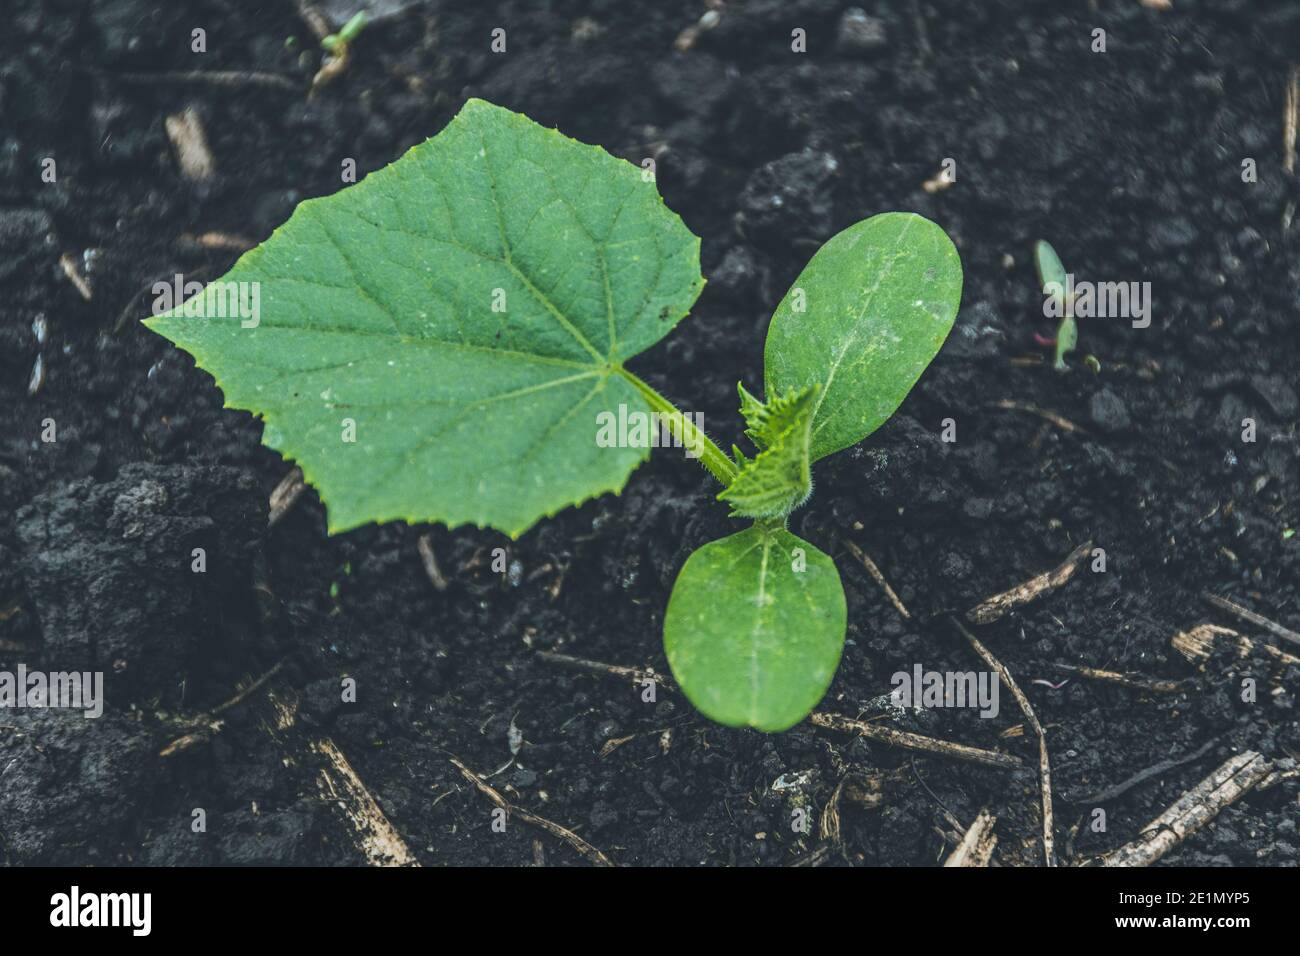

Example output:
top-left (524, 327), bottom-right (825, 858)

top-left (144, 98), bottom-right (706, 539)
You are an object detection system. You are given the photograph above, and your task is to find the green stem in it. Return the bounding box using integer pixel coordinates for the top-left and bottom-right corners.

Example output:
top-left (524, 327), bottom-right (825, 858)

top-left (618, 368), bottom-right (738, 486)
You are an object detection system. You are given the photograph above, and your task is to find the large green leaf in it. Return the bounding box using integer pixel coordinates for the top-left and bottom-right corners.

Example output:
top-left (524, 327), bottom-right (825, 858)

top-left (664, 524), bottom-right (846, 732)
top-left (764, 212), bottom-right (962, 462)
top-left (145, 98), bottom-right (704, 537)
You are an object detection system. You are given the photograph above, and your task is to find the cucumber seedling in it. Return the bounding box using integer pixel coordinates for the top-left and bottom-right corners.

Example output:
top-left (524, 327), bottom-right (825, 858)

top-left (1034, 239), bottom-right (1076, 371)
top-left (148, 100), bottom-right (963, 731)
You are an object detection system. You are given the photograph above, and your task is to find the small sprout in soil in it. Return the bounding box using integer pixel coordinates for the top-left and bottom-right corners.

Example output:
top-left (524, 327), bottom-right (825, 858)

top-left (312, 10), bottom-right (368, 93)
top-left (147, 100), bottom-right (963, 732)
top-left (1034, 239), bottom-right (1076, 371)
top-left (321, 11), bottom-right (368, 53)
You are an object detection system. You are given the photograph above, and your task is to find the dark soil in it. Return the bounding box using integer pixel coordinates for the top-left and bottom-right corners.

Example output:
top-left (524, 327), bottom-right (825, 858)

top-left (2, 0), bottom-right (1299, 866)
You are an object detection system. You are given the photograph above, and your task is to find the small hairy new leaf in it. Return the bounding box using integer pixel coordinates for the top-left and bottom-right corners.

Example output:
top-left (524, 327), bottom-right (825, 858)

top-left (717, 384), bottom-right (818, 518)
top-left (736, 383), bottom-right (767, 444)
top-left (765, 212), bottom-right (962, 462)
top-left (664, 524), bottom-right (846, 732)
top-left (146, 98), bottom-right (704, 537)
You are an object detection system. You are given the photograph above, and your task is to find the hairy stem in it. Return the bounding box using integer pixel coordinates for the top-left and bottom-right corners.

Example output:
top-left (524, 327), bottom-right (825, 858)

top-left (618, 368), bottom-right (738, 486)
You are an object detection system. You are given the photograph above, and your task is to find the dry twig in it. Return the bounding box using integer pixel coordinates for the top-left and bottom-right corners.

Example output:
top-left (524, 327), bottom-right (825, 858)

top-left (789, 844), bottom-right (834, 867)
top-left (293, 0), bottom-right (333, 40)
top-left (534, 650), bottom-right (666, 688)
top-left (116, 70), bottom-right (300, 92)
top-left (985, 399), bottom-right (1086, 434)
top-left (159, 661), bottom-right (285, 757)
top-left (819, 777), bottom-right (847, 848)
top-left (1069, 737), bottom-right (1221, 805)
top-left (450, 757), bottom-right (614, 866)
top-left (966, 540), bottom-right (1092, 625)
top-left (951, 617), bottom-right (1056, 866)
top-left (810, 711), bottom-right (1022, 771)
top-left (1202, 592), bottom-right (1300, 649)
top-left (113, 268), bottom-right (210, 333)
top-left (1096, 751), bottom-right (1271, 867)
top-left (1037, 661), bottom-right (1186, 694)
top-left (843, 540), bottom-right (912, 620)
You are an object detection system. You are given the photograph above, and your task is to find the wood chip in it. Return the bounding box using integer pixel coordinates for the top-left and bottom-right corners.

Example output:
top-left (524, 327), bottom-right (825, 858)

top-left (1258, 765), bottom-right (1300, 791)
top-left (266, 690), bottom-right (420, 866)
top-left (943, 808), bottom-right (997, 867)
top-left (674, 8), bottom-right (721, 52)
top-left (268, 468), bottom-right (306, 527)
top-left (1285, 65), bottom-right (1299, 175)
top-left (315, 736), bottom-right (419, 866)
top-left (417, 534), bottom-right (448, 591)
top-left (165, 107), bottom-right (216, 182)
top-left (819, 777), bottom-right (847, 846)
top-left (1171, 622), bottom-right (1300, 667)
top-left (921, 168), bottom-right (954, 193)
top-left (842, 771), bottom-right (888, 809)
top-left (58, 253), bottom-right (93, 301)
top-left (193, 231), bottom-right (255, 252)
